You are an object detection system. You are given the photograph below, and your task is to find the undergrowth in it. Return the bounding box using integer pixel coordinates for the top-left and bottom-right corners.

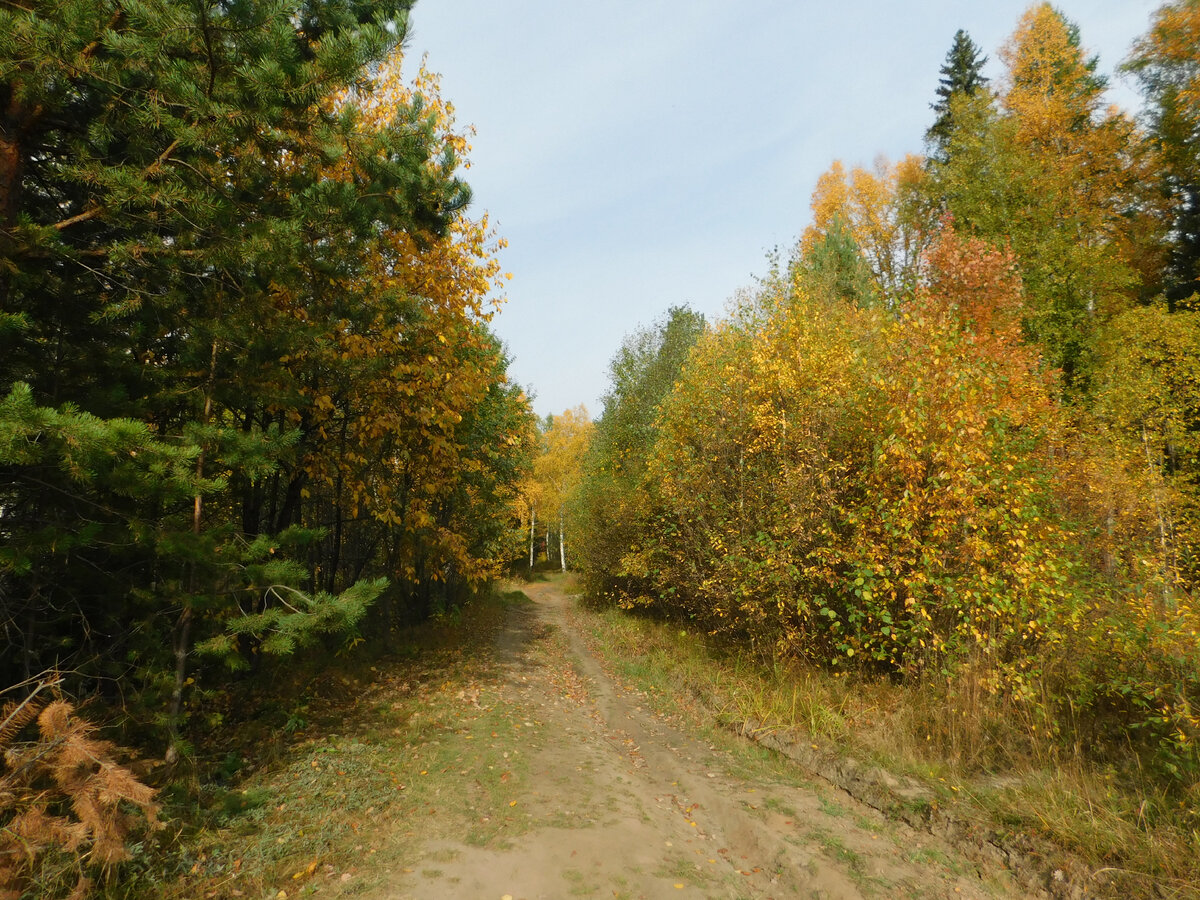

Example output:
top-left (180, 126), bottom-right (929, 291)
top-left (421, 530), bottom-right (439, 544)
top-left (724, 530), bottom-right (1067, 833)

top-left (0, 684), bottom-right (161, 900)
top-left (13, 587), bottom-right (538, 900)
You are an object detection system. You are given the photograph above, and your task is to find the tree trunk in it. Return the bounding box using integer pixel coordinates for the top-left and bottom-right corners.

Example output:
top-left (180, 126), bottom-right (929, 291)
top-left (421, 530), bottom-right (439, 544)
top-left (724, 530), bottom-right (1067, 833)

top-left (0, 133), bottom-right (22, 272)
top-left (167, 337), bottom-right (218, 764)
top-left (559, 505), bottom-right (566, 572)
top-left (1142, 425), bottom-right (1176, 607)
top-left (529, 507), bottom-right (535, 570)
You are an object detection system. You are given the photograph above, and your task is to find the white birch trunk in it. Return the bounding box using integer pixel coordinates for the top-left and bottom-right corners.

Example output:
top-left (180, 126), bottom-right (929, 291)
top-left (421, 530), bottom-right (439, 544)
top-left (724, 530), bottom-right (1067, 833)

top-left (559, 505), bottom-right (566, 572)
top-left (1142, 425), bottom-right (1176, 606)
top-left (529, 507), bottom-right (535, 570)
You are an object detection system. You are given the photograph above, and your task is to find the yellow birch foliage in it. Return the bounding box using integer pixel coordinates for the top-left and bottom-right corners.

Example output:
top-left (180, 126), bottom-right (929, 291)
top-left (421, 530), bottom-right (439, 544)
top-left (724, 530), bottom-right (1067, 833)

top-left (1002, 3), bottom-right (1158, 260)
top-left (622, 315), bottom-right (786, 636)
top-left (1093, 304), bottom-right (1200, 593)
top-left (801, 154), bottom-right (932, 296)
top-left (281, 53), bottom-right (521, 587)
top-left (1127, 0), bottom-right (1200, 300)
top-left (1000, 3), bottom-right (1160, 331)
top-left (1001, 4), bottom-right (1106, 144)
top-left (826, 228), bottom-right (1073, 683)
top-left (928, 5), bottom-right (1165, 384)
top-left (1129, 0), bottom-right (1200, 135)
top-left (800, 160), bottom-right (852, 257)
top-left (537, 406), bottom-right (593, 518)
top-left (633, 227), bottom-right (1076, 686)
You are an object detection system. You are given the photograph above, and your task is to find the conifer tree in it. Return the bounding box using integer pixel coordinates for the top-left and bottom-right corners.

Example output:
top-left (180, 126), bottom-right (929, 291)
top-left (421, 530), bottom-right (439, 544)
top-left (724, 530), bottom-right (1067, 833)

top-left (926, 29), bottom-right (990, 157)
top-left (799, 215), bottom-right (878, 308)
top-left (926, 5), bottom-right (1159, 388)
top-left (0, 0), bottom-right (523, 766)
top-left (1126, 0), bottom-right (1200, 306)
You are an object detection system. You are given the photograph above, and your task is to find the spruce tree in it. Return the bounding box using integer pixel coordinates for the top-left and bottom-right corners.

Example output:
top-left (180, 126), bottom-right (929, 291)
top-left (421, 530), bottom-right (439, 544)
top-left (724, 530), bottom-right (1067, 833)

top-left (1126, 0), bottom-right (1200, 306)
top-left (927, 29), bottom-right (990, 157)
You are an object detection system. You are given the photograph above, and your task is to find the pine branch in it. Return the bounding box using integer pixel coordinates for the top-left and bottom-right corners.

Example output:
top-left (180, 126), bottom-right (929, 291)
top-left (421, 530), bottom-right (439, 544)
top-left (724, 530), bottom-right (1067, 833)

top-left (0, 697), bottom-right (158, 896)
top-left (0, 698), bottom-right (43, 750)
top-left (53, 138), bottom-right (182, 232)
top-left (76, 11), bottom-right (125, 69)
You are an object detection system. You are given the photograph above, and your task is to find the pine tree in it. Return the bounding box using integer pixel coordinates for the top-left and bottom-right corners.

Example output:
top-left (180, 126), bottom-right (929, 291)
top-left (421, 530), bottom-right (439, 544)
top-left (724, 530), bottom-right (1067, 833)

top-left (0, 0), bottom-right (519, 766)
top-left (800, 215), bottom-right (878, 308)
top-left (926, 29), bottom-right (990, 157)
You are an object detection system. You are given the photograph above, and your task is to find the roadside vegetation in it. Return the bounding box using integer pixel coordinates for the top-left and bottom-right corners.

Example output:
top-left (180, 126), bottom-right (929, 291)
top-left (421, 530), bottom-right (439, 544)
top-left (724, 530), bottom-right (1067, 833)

top-left (571, 4), bottom-right (1200, 895)
top-left (95, 587), bottom-right (536, 900)
top-left (0, 1), bottom-right (534, 896)
top-left (577, 602), bottom-right (1200, 897)
top-left (6, 1), bottom-right (1200, 897)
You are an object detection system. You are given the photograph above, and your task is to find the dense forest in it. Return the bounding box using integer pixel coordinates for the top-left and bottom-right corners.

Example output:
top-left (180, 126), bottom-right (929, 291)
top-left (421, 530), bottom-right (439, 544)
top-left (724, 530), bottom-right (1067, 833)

top-left (0, 1), bottom-right (537, 893)
top-left (573, 0), bottom-right (1200, 809)
top-left (6, 0), bottom-right (1200, 895)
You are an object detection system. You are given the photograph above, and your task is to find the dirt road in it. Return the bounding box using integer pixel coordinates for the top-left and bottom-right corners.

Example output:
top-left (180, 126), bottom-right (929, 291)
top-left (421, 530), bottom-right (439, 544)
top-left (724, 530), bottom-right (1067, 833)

top-left (373, 579), bottom-right (1022, 900)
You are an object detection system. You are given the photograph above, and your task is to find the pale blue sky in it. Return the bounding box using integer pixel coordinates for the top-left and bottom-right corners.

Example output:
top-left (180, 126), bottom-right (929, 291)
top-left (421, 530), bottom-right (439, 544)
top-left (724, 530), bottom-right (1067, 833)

top-left (406, 1), bottom-right (1158, 419)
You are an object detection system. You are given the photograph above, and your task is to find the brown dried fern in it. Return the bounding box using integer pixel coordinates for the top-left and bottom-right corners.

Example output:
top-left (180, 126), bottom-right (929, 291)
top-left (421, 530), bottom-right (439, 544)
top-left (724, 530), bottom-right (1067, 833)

top-left (0, 695), bottom-right (45, 751)
top-left (0, 693), bottom-right (159, 898)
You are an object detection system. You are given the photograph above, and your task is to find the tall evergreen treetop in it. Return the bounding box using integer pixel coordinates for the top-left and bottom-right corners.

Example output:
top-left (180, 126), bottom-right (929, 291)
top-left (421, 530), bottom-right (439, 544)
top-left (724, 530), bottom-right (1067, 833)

top-left (1126, 0), bottom-right (1200, 305)
top-left (927, 29), bottom-right (990, 155)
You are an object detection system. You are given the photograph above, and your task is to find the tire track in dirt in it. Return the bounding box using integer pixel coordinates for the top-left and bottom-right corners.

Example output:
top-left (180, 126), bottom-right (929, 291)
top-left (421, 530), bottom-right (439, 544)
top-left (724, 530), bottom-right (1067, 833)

top-left (378, 579), bottom-right (1023, 900)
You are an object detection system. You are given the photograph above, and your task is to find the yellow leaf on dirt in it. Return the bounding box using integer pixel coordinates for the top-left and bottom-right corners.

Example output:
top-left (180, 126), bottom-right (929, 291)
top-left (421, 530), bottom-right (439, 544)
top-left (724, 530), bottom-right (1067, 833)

top-left (508, 800), bottom-right (517, 807)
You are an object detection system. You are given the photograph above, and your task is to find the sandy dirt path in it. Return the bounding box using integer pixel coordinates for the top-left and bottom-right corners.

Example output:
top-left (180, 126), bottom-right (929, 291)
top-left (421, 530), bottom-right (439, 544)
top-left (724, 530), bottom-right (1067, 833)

top-left (374, 579), bottom-right (1023, 900)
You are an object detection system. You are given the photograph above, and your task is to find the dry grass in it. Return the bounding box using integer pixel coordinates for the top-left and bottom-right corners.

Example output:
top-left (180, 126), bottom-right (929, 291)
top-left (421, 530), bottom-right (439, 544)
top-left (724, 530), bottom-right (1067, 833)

top-left (577, 605), bottom-right (1200, 899)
